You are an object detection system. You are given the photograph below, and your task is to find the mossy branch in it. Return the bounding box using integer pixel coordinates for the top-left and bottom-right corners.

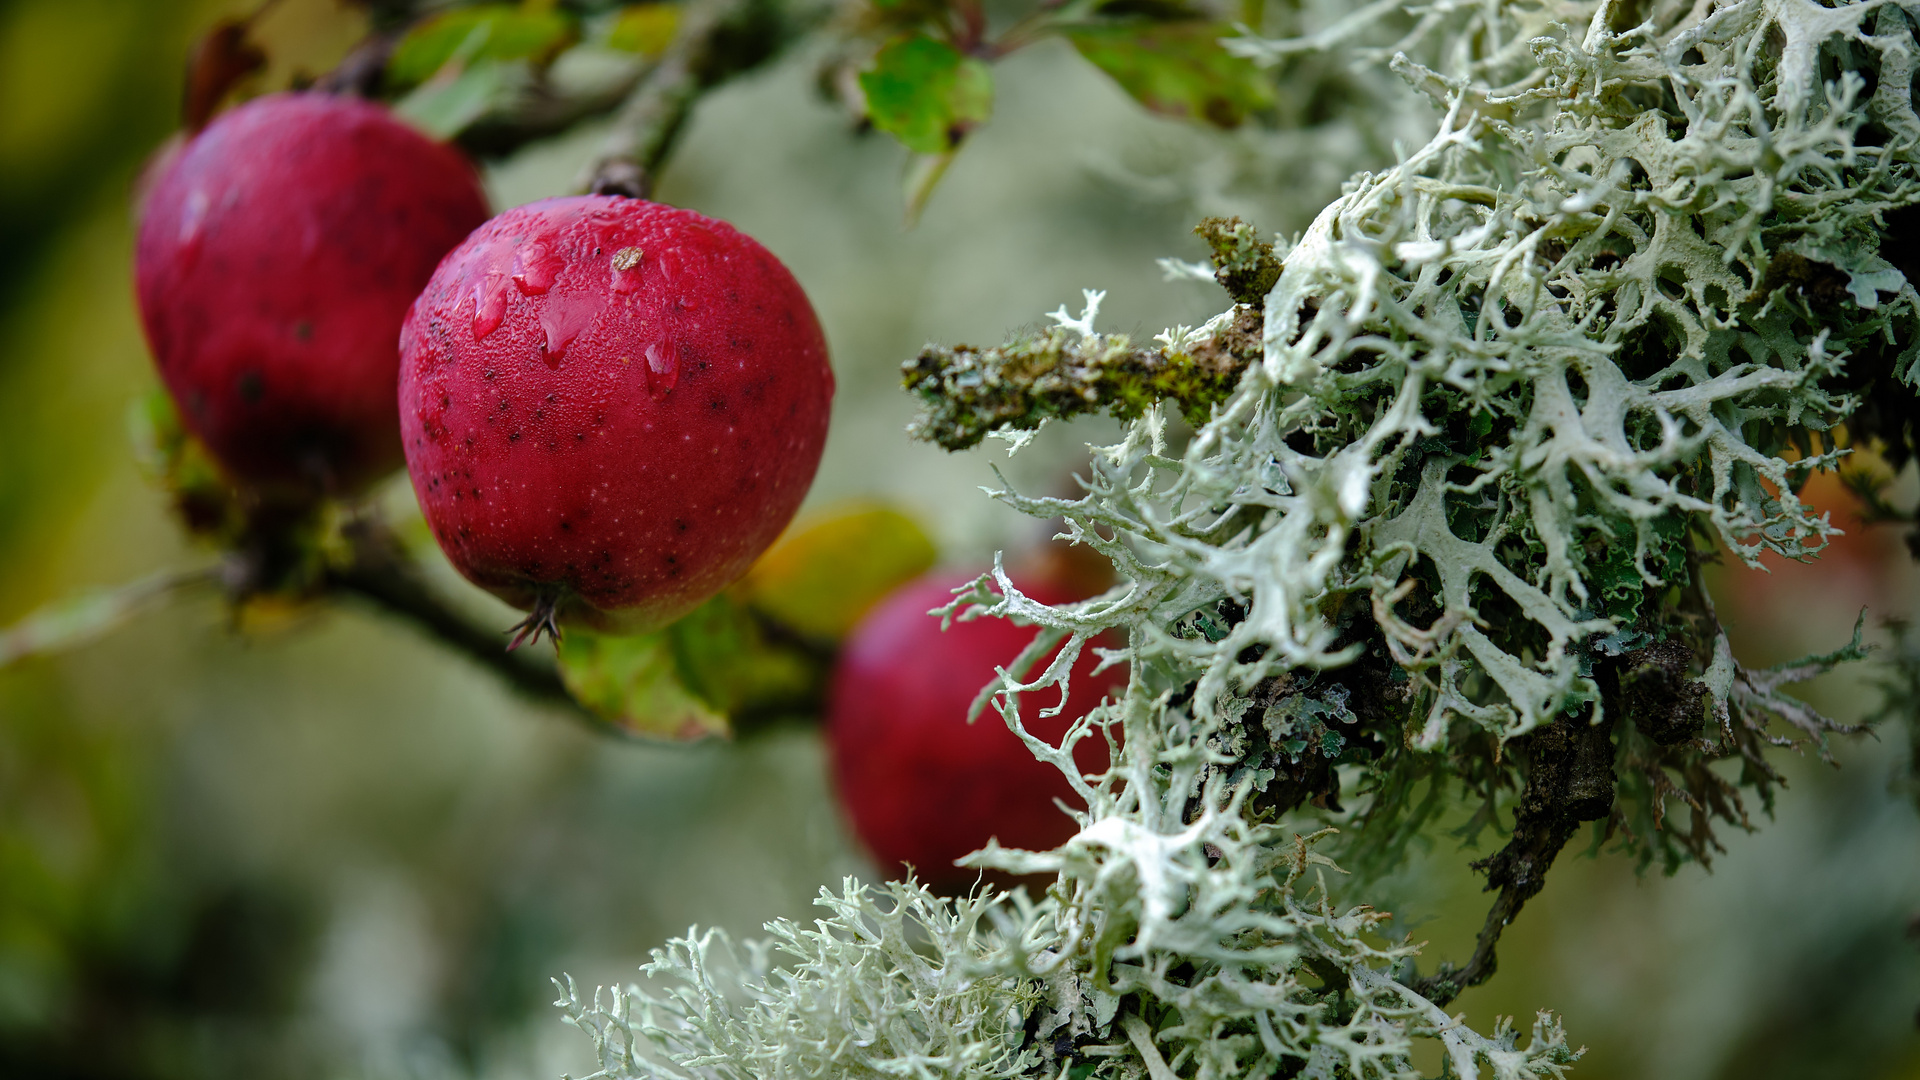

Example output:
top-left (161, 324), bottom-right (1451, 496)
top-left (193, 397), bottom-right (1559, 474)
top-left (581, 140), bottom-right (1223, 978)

top-left (903, 304), bottom-right (1262, 451)
top-left (901, 219), bottom-right (1280, 451)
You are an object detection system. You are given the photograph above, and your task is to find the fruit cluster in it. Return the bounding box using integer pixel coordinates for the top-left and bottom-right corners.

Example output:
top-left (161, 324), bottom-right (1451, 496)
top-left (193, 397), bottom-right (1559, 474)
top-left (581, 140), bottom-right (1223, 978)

top-left (136, 90), bottom-right (1108, 886)
top-left (136, 92), bottom-right (833, 635)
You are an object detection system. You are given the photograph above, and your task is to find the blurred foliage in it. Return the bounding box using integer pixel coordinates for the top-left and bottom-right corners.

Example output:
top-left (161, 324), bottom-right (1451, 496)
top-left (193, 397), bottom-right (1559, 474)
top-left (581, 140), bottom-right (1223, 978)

top-left (859, 34), bottom-right (993, 154)
top-left (1065, 21), bottom-right (1271, 128)
top-left (741, 504), bottom-right (936, 639)
top-left (128, 390), bottom-right (247, 549)
top-left (386, 4), bottom-right (577, 91)
top-left (1870, 618), bottom-right (1920, 812)
top-left (605, 2), bottom-right (680, 56)
top-left (821, 0), bottom-right (1285, 207)
top-left (394, 56), bottom-right (532, 139)
top-left (556, 505), bottom-right (935, 737)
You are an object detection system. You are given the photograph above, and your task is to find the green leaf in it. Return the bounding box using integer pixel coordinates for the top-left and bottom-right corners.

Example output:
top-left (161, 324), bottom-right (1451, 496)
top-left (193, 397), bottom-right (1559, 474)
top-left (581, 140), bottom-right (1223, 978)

top-left (556, 590), bottom-right (825, 740)
top-left (667, 596), bottom-right (817, 716)
top-left (393, 59), bottom-right (527, 140)
top-left (740, 504), bottom-right (937, 640)
top-left (555, 626), bottom-right (730, 741)
top-left (386, 3), bottom-right (576, 90)
top-left (859, 35), bottom-right (994, 155)
top-left (1066, 22), bottom-right (1274, 128)
top-left (558, 505), bottom-right (933, 737)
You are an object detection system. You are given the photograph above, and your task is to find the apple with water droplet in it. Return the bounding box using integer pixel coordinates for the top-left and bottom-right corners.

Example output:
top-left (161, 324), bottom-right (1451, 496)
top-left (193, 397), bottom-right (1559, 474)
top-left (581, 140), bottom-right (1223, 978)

top-left (135, 92), bottom-right (490, 497)
top-left (398, 195), bottom-right (835, 638)
top-left (827, 570), bottom-right (1123, 891)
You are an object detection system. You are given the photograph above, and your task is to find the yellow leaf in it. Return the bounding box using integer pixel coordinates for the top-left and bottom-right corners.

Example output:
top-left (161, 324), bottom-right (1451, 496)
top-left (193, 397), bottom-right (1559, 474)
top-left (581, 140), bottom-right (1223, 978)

top-left (606, 3), bottom-right (679, 58)
top-left (741, 503), bottom-right (936, 640)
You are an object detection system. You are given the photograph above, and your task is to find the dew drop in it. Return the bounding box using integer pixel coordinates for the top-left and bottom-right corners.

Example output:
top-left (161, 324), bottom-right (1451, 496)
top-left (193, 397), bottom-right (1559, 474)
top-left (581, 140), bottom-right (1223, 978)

top-left (512, 242), bottom-right (560, 295)
top-left (470, 273), bottom-right (509, 340)
top-left (643, 342), bottom-right (679, 400)
top-left (176, 188), bottom-right (210, 268)
top-left (541, 293), bottom-right (602, 366)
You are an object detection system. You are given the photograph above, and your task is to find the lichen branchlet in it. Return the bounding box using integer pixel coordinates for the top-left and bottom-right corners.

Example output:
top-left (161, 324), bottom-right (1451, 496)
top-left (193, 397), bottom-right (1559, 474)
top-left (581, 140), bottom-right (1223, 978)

top-left (1195, 215), bottom-right (1282, 304)
top-left (902, 305), bottom-right (1261, 450)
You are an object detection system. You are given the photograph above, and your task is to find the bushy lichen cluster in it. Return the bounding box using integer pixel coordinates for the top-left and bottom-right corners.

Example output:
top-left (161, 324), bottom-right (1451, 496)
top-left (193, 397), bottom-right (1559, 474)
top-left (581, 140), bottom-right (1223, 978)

top-left (559, 839), bottom-right (1580, 1080)
top-left (561, 0), bottom-right (1918, 1074)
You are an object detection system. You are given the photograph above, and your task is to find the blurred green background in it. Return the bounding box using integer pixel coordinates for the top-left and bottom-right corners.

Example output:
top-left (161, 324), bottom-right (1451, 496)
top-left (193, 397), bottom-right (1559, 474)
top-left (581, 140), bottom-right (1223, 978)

top-left (0, 1), bottom-right (1915, 1077)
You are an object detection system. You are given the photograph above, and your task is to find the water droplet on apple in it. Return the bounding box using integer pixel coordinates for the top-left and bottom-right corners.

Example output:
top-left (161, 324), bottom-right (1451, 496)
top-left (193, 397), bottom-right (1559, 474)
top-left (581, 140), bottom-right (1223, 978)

top-left (177, 188), bottom-right (210, 267)
top-left (541, 294), bottom-right (601, 367)
top-left (470, 273), bottom-right (509, 340)
top-left (643, 342), bottom-right (678, 400)
top-left (512, 242), bottom-right (560, 295)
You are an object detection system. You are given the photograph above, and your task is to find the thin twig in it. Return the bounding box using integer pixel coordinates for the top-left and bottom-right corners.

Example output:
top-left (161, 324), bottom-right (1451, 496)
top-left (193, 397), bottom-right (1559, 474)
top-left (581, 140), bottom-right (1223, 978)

top-left (0, 567), bottom-right (221, 668)
top-left (582, 0), bottom-right (792, 197)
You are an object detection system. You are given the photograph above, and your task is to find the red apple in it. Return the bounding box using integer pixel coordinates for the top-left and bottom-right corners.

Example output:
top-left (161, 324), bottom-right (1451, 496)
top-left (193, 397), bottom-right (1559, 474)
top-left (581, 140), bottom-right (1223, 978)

top-left (398, 195), bottom-right (834, 638)
top-left (827, 570), bottom-right (1123, 890)
top-left (135, 92), bottom-right (490, 497)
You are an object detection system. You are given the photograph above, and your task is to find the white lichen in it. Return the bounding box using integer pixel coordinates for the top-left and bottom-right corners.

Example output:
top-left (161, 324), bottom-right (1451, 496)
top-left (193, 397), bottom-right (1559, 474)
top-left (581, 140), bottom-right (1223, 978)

top-left (560, 0), bottom-right (1915, 1074)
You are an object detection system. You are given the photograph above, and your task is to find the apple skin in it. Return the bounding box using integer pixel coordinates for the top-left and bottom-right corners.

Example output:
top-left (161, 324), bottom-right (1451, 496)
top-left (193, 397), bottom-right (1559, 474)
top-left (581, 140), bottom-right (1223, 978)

top-left (826, 571), bottom-right (1123, 890)
top-left (135, 92), bottom-right (490, 497)
top-left (398, 195), bottom-right (834, 631)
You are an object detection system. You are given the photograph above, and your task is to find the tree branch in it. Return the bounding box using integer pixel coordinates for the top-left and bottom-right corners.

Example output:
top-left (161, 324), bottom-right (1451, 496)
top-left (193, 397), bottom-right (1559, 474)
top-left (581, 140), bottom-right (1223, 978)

top-left (321, 523), bottom-right (622, 732)
top-left (323, 523), bottom-right (831, 740)
top-left (326, 565), bottom-right (572, 706)
top-left (1412, 712), bottom-right (1617, 1005)
top-left (582, 0), bottom-right (794, 197)
top-left (904, 306), bottom-right (1262, 451)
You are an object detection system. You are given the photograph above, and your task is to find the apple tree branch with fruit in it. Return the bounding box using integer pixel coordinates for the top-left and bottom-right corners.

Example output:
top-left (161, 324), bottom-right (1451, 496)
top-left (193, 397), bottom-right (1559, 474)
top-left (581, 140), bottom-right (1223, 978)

top-left (5, 0), bottom-right (1919, 1075)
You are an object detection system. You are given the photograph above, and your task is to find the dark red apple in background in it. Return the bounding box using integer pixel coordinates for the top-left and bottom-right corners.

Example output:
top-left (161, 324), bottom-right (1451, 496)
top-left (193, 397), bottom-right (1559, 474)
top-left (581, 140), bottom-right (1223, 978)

top-left (135, 92), bottom-right (490, 497)
top-left (827, 570), bottom-right (1124, 890)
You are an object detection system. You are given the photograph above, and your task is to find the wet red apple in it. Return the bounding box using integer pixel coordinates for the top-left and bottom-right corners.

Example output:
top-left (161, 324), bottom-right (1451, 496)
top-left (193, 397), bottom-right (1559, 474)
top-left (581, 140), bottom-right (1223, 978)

top-left (398, 194), bottom-right (834, 640)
